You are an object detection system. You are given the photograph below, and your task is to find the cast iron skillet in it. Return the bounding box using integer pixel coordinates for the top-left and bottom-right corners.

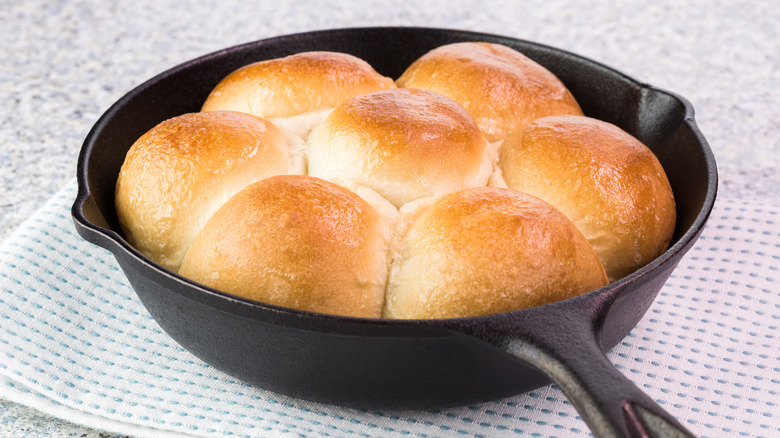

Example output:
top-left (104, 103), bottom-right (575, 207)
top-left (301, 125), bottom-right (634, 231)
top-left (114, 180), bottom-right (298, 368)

top-left (72, 27), bottom-right (717, 437)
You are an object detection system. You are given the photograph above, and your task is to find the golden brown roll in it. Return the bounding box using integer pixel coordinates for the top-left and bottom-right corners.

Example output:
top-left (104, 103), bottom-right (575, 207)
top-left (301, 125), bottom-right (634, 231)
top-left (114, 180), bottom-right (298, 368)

top-left (396, 42), bottom-right (583, 143)
top-left (498, 115), bottom-right (676, 281)
top-left (384, 187), bottom-right (608, 319)
top-left (201, 51), bottom-right (396, 139)
top-left (306, 88), bottom-right (494, 208)
top-left (179, 175), bottom-right (393, 318)
top-left (115, 111), bottom-right (297, 272)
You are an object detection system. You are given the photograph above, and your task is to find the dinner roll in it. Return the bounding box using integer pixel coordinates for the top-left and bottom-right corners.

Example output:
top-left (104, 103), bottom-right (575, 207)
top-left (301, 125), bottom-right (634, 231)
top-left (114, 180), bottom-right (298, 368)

top-left (306, 88), bottom-right (494, 208)
top-left (179, 175), bottom-right (392, 318)
top-left (115, 111), bottom-right (297, 272)
top-left (396, 42), bottom-right (583, 143)
top-left (201, 51), bottom-right (396, 139)
top-left (384, 187), bottom-right (608, 319)
top-left (498, 115), bottom-right (676, 281)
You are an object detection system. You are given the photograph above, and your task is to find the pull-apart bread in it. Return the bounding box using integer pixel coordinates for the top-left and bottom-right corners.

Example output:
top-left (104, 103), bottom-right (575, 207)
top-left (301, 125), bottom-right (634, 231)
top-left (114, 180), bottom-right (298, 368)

top-left (116, 46), bottom-right (675, 318)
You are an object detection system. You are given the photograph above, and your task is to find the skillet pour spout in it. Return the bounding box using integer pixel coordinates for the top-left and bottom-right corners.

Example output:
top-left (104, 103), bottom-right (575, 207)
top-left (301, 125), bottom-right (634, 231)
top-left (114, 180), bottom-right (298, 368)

top-left (72, 27), bottom-right (717, 438)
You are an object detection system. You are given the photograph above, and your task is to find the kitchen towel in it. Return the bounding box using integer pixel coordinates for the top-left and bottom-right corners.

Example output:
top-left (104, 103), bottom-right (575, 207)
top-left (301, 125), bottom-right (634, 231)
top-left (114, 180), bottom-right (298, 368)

top-left (1, 179), bottom-right (778, 438)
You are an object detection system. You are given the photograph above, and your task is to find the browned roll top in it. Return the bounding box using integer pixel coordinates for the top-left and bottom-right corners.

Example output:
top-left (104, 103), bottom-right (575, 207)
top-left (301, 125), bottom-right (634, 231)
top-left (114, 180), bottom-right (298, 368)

top-left (202, 51), bottom-right (396, 139)
top-left (384, 187), bottom-right (608, 319)
top-left (179, 175), bottom-right (391, 319)
top-left (397, 42), bottom-right (583, 143)
top-left (114, 111), bottom-right (296, 272)
top-left (306, 88), bottom-right (493, 208)
top-left (498, 115), bottom-right (677, 281)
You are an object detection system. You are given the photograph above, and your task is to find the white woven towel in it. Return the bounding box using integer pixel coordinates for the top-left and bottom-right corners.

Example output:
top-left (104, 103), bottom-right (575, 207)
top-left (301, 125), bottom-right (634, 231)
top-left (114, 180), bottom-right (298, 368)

top-left (1, 180), bottom-right (778, 438)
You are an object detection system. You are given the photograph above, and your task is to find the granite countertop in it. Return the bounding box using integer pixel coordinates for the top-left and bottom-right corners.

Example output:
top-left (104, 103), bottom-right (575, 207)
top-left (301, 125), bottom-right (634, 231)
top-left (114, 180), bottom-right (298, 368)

top-left (1, 0), bottom-right (778, 436)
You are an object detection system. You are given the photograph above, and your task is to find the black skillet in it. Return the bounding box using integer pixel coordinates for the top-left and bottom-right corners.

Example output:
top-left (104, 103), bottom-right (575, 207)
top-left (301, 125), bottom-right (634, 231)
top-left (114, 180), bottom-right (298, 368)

top-left (72, 27), bottom-right (717, 438)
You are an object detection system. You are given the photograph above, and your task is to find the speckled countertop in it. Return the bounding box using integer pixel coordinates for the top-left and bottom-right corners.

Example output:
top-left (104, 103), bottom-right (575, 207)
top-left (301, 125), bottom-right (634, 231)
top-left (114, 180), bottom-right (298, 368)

top-left (1, 0), bottom-right (779, 436)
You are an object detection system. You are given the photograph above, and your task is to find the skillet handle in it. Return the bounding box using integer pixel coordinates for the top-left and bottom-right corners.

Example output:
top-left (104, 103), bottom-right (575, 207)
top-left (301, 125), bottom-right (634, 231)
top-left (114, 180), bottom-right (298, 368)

top-left (502, 330), bottom-right (695, 438)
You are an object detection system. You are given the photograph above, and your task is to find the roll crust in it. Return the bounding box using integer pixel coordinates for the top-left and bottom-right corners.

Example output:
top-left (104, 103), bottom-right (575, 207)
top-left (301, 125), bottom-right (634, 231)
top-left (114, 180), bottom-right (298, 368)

top-left (115, 111), bottom-right (295, 271)
top-left (397, 42), bottom-right (582, 142)
top-left (306, 88), bottom-right (494, 208)
top-left (202, 51), bottom-right (396, 139)
top-left (179, 175), bottom-right (391, 318)
top-left (498, 115), bottom-right (676, 281)
top-left (384, 187), bottom-right (608, 319)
